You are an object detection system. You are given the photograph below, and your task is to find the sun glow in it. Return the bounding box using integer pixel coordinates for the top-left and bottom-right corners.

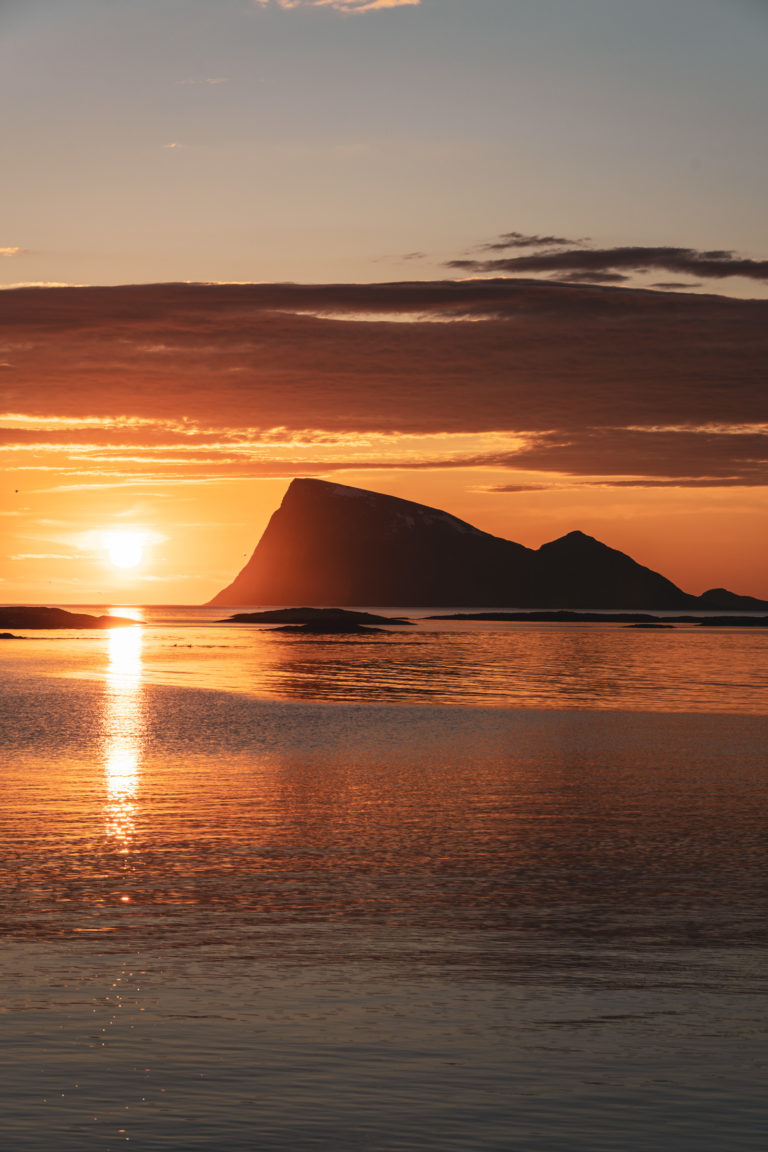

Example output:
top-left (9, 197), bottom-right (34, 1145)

top-left (103, 530), bottom-right (146, 569)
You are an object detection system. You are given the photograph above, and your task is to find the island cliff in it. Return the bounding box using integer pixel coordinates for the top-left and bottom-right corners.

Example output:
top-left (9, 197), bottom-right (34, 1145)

top-left (207, 478), bottom-right (735, 610)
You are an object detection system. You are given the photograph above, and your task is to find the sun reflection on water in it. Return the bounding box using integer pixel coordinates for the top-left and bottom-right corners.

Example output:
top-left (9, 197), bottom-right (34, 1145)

top-left (103, 617), bottom-right (144, 851)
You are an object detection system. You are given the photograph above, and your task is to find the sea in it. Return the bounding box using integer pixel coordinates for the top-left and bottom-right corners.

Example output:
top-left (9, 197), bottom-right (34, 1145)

top-left (1, 606), bottom-right (766, 1151)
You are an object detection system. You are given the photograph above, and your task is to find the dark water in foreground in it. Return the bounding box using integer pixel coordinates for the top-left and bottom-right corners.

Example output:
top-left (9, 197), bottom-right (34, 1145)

top-left (1, 613), bottom-right (766, 1150)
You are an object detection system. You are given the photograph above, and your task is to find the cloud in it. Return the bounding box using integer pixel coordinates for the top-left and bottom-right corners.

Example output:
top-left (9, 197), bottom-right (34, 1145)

top-left (595, 478), bottom-right (763, 488)
top-left (254, 0), bottom-right (419, 12)
top-left (0, 282), bottom-right (73, 289)
top-left (559, 271), bottom-right (630, 284)
top-left (486, 483), bottom-right (550, 493)
top-left (0, 279), bottom-right (766, 490)
top-left (0, 248), bottom-right (29, 258)
top-left (450, 237), bottom-right (768, 285)
top-left (493, 477), bottom-right (763, 490)
top-left (479, 232), bottom-right (586, 252)
top-left (0, 413), bottom-right (166, 431)
top-left (476, 426), bottom-right (768, 488)
top-left (374, 250), bottom-right (429, 266)
top-left (10, 553), bottom-right (75, 561)
top-left (13, 424), bottom-right (765, 489)
top-left (651, 281), bottom-right (702, 290)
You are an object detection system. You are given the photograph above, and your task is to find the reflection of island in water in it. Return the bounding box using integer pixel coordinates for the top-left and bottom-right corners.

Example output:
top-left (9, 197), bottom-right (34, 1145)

top-left (103, 615), bottom-right (144, 852)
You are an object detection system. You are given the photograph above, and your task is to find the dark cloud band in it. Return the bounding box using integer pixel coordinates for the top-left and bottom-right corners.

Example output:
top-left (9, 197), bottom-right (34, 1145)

top-left (1, 279), bottom-right (766, 488)
top-left (450, 243), bottom-right (768, 283)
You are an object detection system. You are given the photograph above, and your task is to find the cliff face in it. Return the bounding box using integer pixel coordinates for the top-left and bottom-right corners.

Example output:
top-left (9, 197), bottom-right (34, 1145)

top-left (207, 478), bottom-right (696, 609)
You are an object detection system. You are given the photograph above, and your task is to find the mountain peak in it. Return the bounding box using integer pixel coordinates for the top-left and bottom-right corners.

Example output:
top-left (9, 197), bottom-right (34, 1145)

top-left (698, 587), bottom-right (768, 610)
top-left (282, 477), bottom-right (488, 536)
top-left (209, 478), bottom-right (529, 607)
top-left (541, 529), bottom-right (600, 548)
top-left (207, 478), bottom-right (698, 609)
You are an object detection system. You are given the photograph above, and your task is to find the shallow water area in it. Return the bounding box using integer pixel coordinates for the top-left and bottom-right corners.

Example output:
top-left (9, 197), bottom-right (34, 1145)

top-left (8, 603), bottom-right (767, 713)
top-left (1, 608), bottom-right (767, 1149)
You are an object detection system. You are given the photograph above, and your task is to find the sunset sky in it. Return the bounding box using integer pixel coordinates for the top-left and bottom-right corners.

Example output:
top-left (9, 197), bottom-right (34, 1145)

top-left (2, 0), bottom-right (767, 603)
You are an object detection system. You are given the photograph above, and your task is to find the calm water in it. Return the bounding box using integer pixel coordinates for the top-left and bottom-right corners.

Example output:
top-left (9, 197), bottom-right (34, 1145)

top-left (1, 609), bottom-right (767, 1150)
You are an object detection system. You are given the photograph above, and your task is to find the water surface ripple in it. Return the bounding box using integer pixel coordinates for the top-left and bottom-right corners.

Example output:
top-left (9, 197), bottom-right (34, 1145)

top-left (0, 617), bottom-right (766, 1149)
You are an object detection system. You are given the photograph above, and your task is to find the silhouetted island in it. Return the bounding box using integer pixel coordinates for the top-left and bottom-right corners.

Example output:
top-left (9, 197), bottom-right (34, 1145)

top-left (0, 607), bottom-right (136, 630)
top-left (208, 479), bottom-right (768, 611)
top-left (221, 607), bottom-right (410, 626)
top-left (427, 611), bottom-right (768, 625)
top-left (696, 588), bottom-right (768, 611)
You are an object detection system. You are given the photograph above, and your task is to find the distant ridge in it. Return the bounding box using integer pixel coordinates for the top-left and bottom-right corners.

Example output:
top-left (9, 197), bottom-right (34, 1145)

top-left (207, 479), bottom-right (765, 610)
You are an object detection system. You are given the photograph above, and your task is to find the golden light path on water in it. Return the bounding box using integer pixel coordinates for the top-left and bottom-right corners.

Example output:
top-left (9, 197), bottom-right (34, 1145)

top-left (103, 610), bottom-right (144, 856)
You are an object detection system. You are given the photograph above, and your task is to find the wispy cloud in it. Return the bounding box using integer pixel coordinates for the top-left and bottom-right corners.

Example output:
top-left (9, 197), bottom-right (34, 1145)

top-left (450, 233), bottom-right (768, 285)
top-left (254, 0), bottom-right (419, 12)
top-left (10, 553), bottom-right (75, 561)
top-left (0, 413), bottom-right (168, 431)
top-left (176, 77), bottom-right (229, 86)
top-left (0, 247), bottom-right (29, 258)
top-left (478, 232), bottom-right (587, 252)
top-left (0, 281), bottom-right (73, 289)
top-left (559, 271), bottom-right (631, 285)
top-left (373, 250), bottom-right (429, 266)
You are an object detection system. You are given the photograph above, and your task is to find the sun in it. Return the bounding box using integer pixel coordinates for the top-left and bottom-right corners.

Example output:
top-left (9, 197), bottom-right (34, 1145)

top-left (103, 530), bottom-right (146, 570)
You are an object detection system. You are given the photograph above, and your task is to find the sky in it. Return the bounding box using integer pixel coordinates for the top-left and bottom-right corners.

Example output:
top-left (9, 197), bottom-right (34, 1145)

top-left (1, 0), bottom-right (767, 603)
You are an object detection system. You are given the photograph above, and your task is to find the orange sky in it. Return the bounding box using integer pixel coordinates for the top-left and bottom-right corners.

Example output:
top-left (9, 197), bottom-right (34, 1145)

top-left (1, 280), bottom-right (766, 603)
